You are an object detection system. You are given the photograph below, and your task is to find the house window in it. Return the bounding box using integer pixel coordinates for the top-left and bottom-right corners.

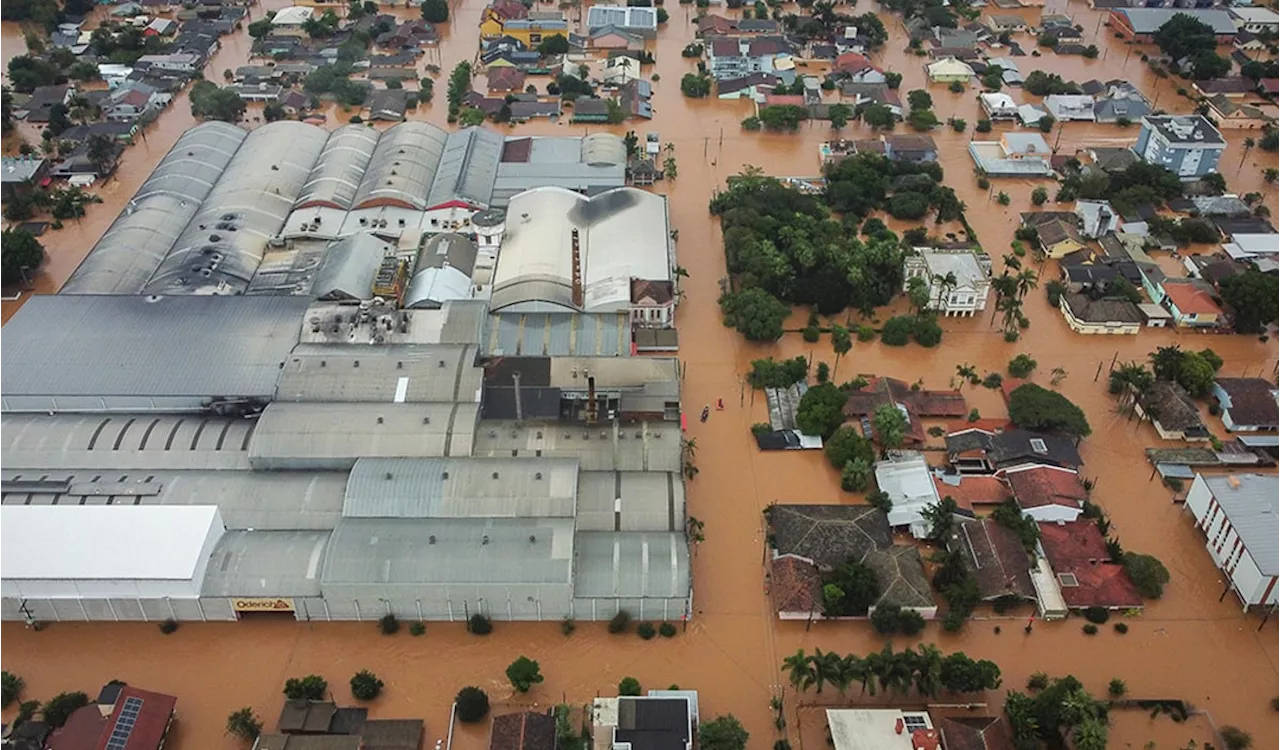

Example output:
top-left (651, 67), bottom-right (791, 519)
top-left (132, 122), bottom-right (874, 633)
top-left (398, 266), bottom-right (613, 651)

top-left (530, 33), bottom-right (542, 43)
top-left (1030, 438), bottom-right (1048, 453)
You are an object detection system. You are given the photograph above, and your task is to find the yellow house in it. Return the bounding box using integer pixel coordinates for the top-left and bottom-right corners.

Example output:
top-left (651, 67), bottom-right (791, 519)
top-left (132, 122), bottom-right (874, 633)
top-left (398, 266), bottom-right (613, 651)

top-left (493, 15), bottom-right (569, 46)
top-left (1036, 218), bottom-right (1087, 259)
top-left (480, 0), bottom-right (530, 38)
top-left (925, 57), bottom-right (974, 83)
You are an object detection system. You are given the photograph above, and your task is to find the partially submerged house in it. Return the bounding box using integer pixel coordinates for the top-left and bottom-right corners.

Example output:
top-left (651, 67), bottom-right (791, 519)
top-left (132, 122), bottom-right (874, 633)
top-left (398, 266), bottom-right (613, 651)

top-left (1136, 381), bottom-right (1211, 441)
top-left (1037, 520), bottom-right (1143, 611)
top-left (1212, 378), bottom-right (1279, 432)
top-left (947, 427), bottom-right (1083, 473)
top-left (1004, 464), bottom-right (1087, 523)
top-left (944, 517), bottom-right (1036, 603)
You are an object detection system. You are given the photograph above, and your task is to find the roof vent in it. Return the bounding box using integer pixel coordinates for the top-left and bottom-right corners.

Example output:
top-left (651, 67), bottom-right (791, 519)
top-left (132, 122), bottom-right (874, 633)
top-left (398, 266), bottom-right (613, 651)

top-left (492, 472), bottom-right (500, 479)
top-left (429, 535), bottom-right (436, 544)
top-left (529, 535), bottom-right (537, 543)
top-left (482, 535), bottom-right (490, 545)
top-left (422, 416), bottom-right (430, 425)
top-left (442, 471), bottom-right (449, 479)
top-left (535, 472), bottom-right (543, 480)
top-left (376, 416), bottom-right (384, 424)
top-left (384, 472), bottom-right (393, 480)
top-left (353, 360), bottom-right (360, 368)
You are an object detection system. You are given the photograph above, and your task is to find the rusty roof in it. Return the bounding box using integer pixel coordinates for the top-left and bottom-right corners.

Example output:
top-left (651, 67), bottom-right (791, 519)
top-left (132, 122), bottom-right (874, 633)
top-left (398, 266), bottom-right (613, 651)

top-left (770, 554), bottom-right (823, 614)
top-left (949, 518), bottom-right (1035, 600)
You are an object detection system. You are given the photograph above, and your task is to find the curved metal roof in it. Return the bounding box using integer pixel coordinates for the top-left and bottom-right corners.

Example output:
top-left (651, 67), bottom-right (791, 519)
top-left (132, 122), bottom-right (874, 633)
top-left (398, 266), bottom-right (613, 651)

top-left (580, 133), bottom-right (626, 166)
top-left (61, 122), bottom-right (246, 294)
top-left (404, 233), bottom-right (478, 309)
top-left (294, 125), bottom-right (380, 211)
top-left (425, 126), bottom-right (503, 210)
top-left (142, 122), bottom-right (329, 295)
top-left (311, 232), bottom-right (394, 301)
top-left (351, 121), bottom-right (448, 211)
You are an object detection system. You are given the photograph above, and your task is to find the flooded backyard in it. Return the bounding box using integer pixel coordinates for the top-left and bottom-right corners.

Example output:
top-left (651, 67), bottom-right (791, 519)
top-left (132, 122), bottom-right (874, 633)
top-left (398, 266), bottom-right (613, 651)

top-left (2, 0), bottom-right (1279, 746)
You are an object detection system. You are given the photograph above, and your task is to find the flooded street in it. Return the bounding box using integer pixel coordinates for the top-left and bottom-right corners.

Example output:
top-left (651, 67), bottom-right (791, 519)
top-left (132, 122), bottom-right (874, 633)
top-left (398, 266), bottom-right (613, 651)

top-left (3, 0), bottom-right (1279, 747)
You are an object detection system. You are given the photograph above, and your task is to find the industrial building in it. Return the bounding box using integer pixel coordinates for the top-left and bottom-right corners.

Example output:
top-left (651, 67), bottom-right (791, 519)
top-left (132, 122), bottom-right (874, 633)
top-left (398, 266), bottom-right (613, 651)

top-left (0, 291), bottom-right (689, 623)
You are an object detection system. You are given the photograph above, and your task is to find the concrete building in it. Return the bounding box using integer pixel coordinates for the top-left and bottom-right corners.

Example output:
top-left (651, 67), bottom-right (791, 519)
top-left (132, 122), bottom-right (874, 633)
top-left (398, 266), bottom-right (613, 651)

top-left (1108, 8), bottom-right (1237, 42)
top-left (826, 709), bottom-right (936, 750)
top-left (1185, 474), bottom-right (1279, 609)
top-left (968, 133), bottom-right (1054, 177)
top-left (586, 4), bottom-right (658, 37)
top-left (1135, 115), bottom-right (1227, 180)
top-left (902, 247), bottom-right (993, 316)
top-left (875, 452), bottom-right (943, 539)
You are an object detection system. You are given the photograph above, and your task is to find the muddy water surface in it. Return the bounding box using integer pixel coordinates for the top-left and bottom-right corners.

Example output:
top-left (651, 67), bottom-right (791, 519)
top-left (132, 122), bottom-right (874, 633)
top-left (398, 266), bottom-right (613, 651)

top-left (3, 0), bottom-right (1279, 747)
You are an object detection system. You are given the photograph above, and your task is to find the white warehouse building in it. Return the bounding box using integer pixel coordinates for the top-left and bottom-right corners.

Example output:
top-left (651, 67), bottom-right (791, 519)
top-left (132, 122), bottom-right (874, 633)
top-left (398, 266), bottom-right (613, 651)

top-left (1185, 473), bottom-right (1278, 610)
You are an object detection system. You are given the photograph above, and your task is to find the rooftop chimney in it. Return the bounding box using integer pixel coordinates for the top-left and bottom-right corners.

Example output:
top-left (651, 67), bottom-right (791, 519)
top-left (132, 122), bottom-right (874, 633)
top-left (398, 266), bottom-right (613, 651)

top-left (512, 370), bottom-right (524, 424)
top-left (570, 227), bottom-right (584, 309)
top-left (586, 375), bottom-right (598, 426)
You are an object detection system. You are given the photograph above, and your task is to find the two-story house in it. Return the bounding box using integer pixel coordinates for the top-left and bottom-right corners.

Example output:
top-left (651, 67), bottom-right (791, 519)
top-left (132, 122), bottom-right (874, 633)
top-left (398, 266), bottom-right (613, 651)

top-left (902, 246), bottom-right (993, 316)
top-left (1135, 114), bottom-right (1227, 179)
top-left (105, 81), bottom-right (169, 122)
top-left (479, 0), bottom-right (528, 38)
top-left (706, 36), bottom-right (792, 80)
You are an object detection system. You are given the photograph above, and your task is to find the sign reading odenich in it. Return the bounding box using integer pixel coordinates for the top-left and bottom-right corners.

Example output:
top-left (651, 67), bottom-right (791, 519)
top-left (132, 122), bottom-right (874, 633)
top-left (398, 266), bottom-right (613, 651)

top-left (233, 597), bottom-right (295, 612)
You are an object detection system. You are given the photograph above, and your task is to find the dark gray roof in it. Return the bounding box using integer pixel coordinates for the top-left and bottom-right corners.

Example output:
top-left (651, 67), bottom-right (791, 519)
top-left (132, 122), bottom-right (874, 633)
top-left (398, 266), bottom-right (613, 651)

top-left (1062, 292), bottom-right (1145, 326)
top-left (766, 504), bottom-right (891, 569)
top-left (426, 126), bottom-right (503, 209)
top-left (1142, 114), bottom-right (1226, 146)
top-left (1, 295), bottom-right (308, 410)
top-left (311, 233), bottom-right (394, 300)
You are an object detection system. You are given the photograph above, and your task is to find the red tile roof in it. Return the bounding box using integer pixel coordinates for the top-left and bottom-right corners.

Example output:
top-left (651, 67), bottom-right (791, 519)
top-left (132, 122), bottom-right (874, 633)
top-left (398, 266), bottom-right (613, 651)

top-left (47, 706), bottom-right (108, 750)
top-left (96, 686), bottom-right (177, 750)
top-left (1004, 466), bottom-right (1086, 509)
top-left (771, 554), bottom-right (822, 615)
top-left (1037, 521), bottom-right (1143, 610)
top-left (937, 716), bottom-right (1016, 750)
top-left (487, 66), bottom-right (527, 93)
top-left (933, 475), bottom-right (1011, 511)
top-left (764, 94), bottom-right (806, 107)
top-left (490, 0), bottom-right (529, 20)
top-left (1263, 78), bottom-right (1279, 95)
top-left (833, 52), bottom-right (871, 72)
top-left (1163, 282), bottom-right (1223, 316)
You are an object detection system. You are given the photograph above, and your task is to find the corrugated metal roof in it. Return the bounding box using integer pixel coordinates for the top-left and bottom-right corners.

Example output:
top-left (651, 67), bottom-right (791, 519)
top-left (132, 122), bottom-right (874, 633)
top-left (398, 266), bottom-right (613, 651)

top-left (143, 122), bottom-right (330, 295)
top-left (61, 122), bottom-right (247, 294)
top-left (248, 402), bottom-right (478, 470)
top-left (0, 295), bottom-right (308, 407)
top-left (404, 233), bottom-right (479, 309)
top-left (295, 125), bottom-right (380, 210)
top-left (1, 413), bottom-right (254, 471)
top-left (201, 529), bottom-right (331, 596)
top-left (320, 517), bottom-right (575, 584)
top-left (572, 531), bottom-right (689, 598)
top-left (575, 471), bottom-right (682, 531)
top-left (274, 344), bottom-right (482, 403)
top-left (352, 122), bottom-right (448, 210)
top-left (471, 421), bottom-right (681, 472)
top-left (343, 457), bottom-right (578, 518)
top-left (1202, 474), bottom-right (1279, 575)
top-left (426, 126), bottom-right (503, 209)
top-left (311, 233), bottom-right (394, 301)
top-left (481, 312), bottom-right (632, 357)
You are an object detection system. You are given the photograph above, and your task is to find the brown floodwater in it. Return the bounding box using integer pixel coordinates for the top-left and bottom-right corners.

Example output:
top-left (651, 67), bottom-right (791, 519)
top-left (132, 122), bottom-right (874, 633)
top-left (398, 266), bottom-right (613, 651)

top-left (3, 1), bottom-right (1279, 748)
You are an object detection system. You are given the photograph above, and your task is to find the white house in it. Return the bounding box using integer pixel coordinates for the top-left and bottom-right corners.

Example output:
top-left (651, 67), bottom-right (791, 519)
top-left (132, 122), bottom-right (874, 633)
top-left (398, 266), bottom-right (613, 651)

top-left (1003, 464), bottom-right (1086, 523)
top-left (874, 451), bottom-right (942, 539)
top-left (271, 5), bottom-right (315, 27)
top-left (826, 709), bottom-right (936, 750)
top-left (979, 91), bottom-right (1019, 121)
top-left (1185, 474), bottom-right (1279, 609)
top-left (902, 247), bottom-right (993, 316)
top-left (1230, 6), bottom-right (1279, 34)
top-left (1044, 94), bottom-right (1096, 122)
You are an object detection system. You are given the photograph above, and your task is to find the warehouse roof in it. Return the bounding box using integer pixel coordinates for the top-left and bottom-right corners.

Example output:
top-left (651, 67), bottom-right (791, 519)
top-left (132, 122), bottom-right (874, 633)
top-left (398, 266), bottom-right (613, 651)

top-left (61, 121), bottom-right (246, 294)
top-left (1116, 8), bottom-right (1236, 34)
top-left (471, 421), bottom-right (682, 472)
top-left (248, 402), bottom-right (478, 470)
top-left (0, 413), bottom-right (254, 471)
top-left (1, 505), bottom-right (221, 580)
top-left (1200, 474), bottom-right (1278, 575)
top-left (295, 125), bottom-right (380, 210)
top-left (143, 121), bottom-right (330, 295)
top-left (0, 295), bottom-right (308, 409)
top-left (492, 136), bottom-right (626, 206)
top-left (321, 517), bottom-right (575, 584)
top-left (201, 529), bottom-right (330, 597)
top-left (404, 233), bottom-right (478, 309)
top-left (481, 312), bottom-right (633, 357)
top-left (0, 469), bottom-right (346, 530)
top-left (343, 457), bottom-right (579, 518)
top-left (573, 531), bottom-right (690, 598)
top-left (352, 122), bottom-right (447, 210)
top-left (274, 344), bottom-right (483, 403)
top-left (426, 126), bottom-right (503, 210)
top-left (575, 470), bottom-right (683, 531)
top-left (311, 233), bottom-right (394, 301)
top-left (491, 187), bottom-right (671, 312)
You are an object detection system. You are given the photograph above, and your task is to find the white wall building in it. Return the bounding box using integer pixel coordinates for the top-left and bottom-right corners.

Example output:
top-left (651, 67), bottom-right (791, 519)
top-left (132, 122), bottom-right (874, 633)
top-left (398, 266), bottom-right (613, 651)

top-left (826, 709), bottom-right (936, 750)
top-left (903, 248), bottom-right (992, 316)
top-left (1, 505), bottom-right (226, 621)
top-left (874, 451), bottom-right (942, 538)
top-left (1185, 474), bottom-right (1279, 609)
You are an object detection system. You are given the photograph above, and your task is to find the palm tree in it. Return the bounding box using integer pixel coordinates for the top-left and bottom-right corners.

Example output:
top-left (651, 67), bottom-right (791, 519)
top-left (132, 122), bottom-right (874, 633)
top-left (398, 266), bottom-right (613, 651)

top-left (1002, 253), bottom-right (1022, 271)
top-left (1050, 366), bottom-right (1067, 386)
top-left (782, 649), bottom-right (815, 692)
top-left (664, 141), bottom-right (675, 156)
top-left (673, 265), bottom-right (689, 279)
top-left (931, 271), bottom-right (957, 311)
top-left (955, 363), bottom-right (978, 386)
top-left (1014, 268), bottom-right (1039, 301)
top-left (835, 653), bottom-right (864, 695)
top-left (912, 644), bottom-right (944, 698)
top-left (1240, 136), bottom-right (1255, 169)
top-left (810, 648), bottom-right (843, 694)
top-left (989, 274), bottom-right (1018, 325)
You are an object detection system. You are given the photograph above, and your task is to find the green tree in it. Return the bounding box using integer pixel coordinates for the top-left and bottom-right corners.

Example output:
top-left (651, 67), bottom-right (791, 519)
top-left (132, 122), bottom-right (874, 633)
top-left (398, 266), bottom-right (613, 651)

top-left (189, 80), bottom-right (245, 122)
top-left (1123, 552), bottom-right (1170, 598)
top-left (872, 402), bottom-right (908, 449)
top-left (1004, 691), bottom-right (1040, 750)
top-left (1, 228), bottom-right (45, 285)
top-left (284, 675), bottom-right (328, 700)
top-left (506, 657), bottom-right (544, 692)
top-left (459, 107), bottom-right (486, 126)
top-left (618, 677), bottom-right (642, 696)
top-left (700, 715), bottom-right (749, 750)
top-left (841, 457), bottom-right (873, 492)
top-left (921, 497), bottom-right (957, 542)
top-left (796, 382), bottom-right (850, 439)
top-left (455, 687), bottom-right (490, 722)
top-left (226, 707), bottom-right (263, 742)
top-left (1220, 268), bottom-right (1279, 334)
top-left (350, 670), bottom-right (384, 700)
top-left (247, 17), bottom-right (272, 36)
top-left (680, 73), bottom-right (712, 98)
top-left (1074, 717), bottom-right (1108, 750)
top-left (1008, 354), bottom-right (1037, 378)
top-left (1221, 726), bottom-right (1253, 750)
top-left (861, 103), bottom-right (895, 130)
top-left (827, 559), bottom-right (881, 615)
top-left (758, 104), bottom-right (809, 130)
top-left (907, 109), bottom-right (939, 131)
top-left (1, 672), bottom-right (23, 709)
top-left (828, 103), bottom-right (852, 130)
top-left (42, 692), bottom-right (90, 729)
top-left (447, 61), bottom-right (472, 108)
top-left (907, 89), bottom-right (932, 111)
top-left (1007, 383), bottom-right (1091, 438)
top-left (421, 0), bottom-right (449, 22)
top-left (826, 426), bottom-right (874, 470)
top-left (719, 288), bottom-right (789, 341)
top-left (1153, 14), bottom-right (1218, 67)
top-left (831, 324), bottom-right (852, 376)
top-left (783, 649), bottom-right (816, 691)
top-left (1031, 187), bottom-right (1048, 205)
top-left (881, 315), bottom-right (916, 346)
top-left (537, 34), bottom-right (569, 55)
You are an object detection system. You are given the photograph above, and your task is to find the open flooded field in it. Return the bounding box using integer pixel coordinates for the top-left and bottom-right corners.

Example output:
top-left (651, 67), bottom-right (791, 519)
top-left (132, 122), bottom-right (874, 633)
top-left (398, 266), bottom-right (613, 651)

top-left (2, 0), bottom-right (1278, 746)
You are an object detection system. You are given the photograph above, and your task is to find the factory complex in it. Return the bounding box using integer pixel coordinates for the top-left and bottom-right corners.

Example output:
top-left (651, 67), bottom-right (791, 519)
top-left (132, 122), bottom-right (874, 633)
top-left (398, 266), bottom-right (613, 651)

top-left (0, 120), bottom-right (687, 624)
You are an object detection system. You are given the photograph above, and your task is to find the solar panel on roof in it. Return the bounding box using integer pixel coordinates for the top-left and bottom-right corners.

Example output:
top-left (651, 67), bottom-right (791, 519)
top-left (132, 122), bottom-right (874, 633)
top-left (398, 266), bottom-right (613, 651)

top-left (105, 697), bottom-right (145, 750)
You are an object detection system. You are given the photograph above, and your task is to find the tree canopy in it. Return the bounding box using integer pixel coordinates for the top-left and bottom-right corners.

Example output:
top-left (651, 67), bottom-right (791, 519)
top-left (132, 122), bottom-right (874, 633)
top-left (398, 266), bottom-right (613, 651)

top-left (1, 228), bottom-right (44, 285)
top-left (700, 716), bottom-right (749, 750)
top-left (825, 426), bottom-right (875, 470)
top-left (1220, 268), bottom-right (1279, 334)
top-left (190, 80), bottom-right (245, 122)
top-left (1153, 14), bottom-right (1218, 64)
top-left (455, 687), bottom-right (490, 722)
top-left (872, 402), bottom-right (908, 449)
top-left (1122, 552), bottom-right (1170, 598)
top-left (506, 657), bottom-right (544, 693)
top-left (719, 288), bottom-right (789, 341)
top-left (796, 382), bottom-right (850, 439)
top-left (421, 0), bottom-right (449, 22)
top-left (1007, 383), bottom-right (1091, 438)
